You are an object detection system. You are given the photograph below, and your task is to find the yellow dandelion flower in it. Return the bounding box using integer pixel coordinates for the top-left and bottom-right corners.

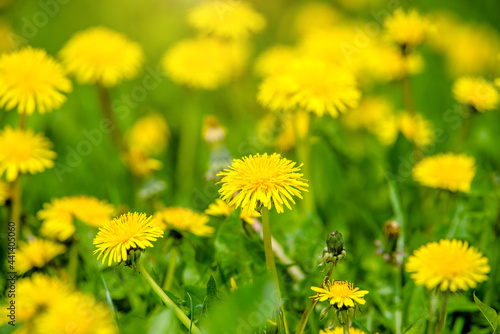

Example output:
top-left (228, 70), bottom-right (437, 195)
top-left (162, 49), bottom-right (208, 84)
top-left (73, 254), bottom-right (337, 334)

top-left (294, 2), bottom-right (343, 37)
top-left (0, 47), bottom-right (71, 115)
top-left (258, 58), bottom-right (361, 117)
top-left (407, 239), bottom-right (490, 292)
top-left (0, 179), bottom-right (9, 205)
top-left (60, 27), bottom-right (144, 87)
top-left (16, 238), bottom-right (66, 274)
top-left (93, 212), bottom-right (163, 266)
top-left (127, 113), bottom-right (169, 154)
top-left (17, 273), bottom-right (72, 322)
top-left (320, 327), bottom-right (365, 334)
top-left (205, 198), bottom-right (259, 225)
top-left (154, 207), bottom-right (214, 237)
top-left (35, 291), bottom-right (117, 334)
top-left (162, 37), bottom-right (248, 90)
top-left (399, 112), bottom-right (434, 148)
top-left (0, 126), bottom-right (56, 181)
top-left (188, 1), bottom-right (265, 40)
top-left (384, 8), bottom-right (429, 49)
top-left (38, 196), bottom-right (115, 242)
top-left (254, 45), bottom-right (297, 77)
top-left (217, 153), bottom-right (309, 215)
top-left (123, 148), bottom-right (163, 178)
top-left (452, 76), bottom-right (499, 112)
top-left (311, 280), bottom-right (369, 309)
top-left (412, 153), bottom-right (476, 193)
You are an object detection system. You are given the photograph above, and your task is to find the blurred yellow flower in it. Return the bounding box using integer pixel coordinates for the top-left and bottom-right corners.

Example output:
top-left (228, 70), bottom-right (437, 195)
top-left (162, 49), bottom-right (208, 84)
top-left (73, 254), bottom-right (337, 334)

top-left (202, 115), bottom-right (227, 145)
top-left (0, 21), bottom-right (15, 53)
top-left (60, 27), bottom-right (144, 87)
top-left (0, 179), bottom-right (8, 205)
top-left (452, 77), bottom-right (499, 112)
top-left (35, 291), bottom-right (117, 334)
top-left (254, 45), bottom-right (297, 77)
top-left (123, 148), bottom-right (163, 178)
top-left (320, 328), bottom-right (365, 334)
top-left (205, 198), bottom-right (259, 225)
top-left (188, 1), bottom-right (265, 40)
top-left (155, 207), bottom-right (214, 237)
top-left (17, 274), bottom-right (72, 322)
top-left (384, 8), bottom-right (429, 50)
top-left (38, 196), bottom-right (115, 242)
top-left (0, 127), bottom-right (56, 181)
top-left (407, 239), bottom-right (490, 291)
top-left (127, 113), bottom-right (169, 154)
top-left (93, 212), bottom-right (163, 266)
top-left (218, 153), bottom-right (309, 215)
top-left (162, 37), bottom-right (247, 90)
top-left (311, 280), bottom-right (368, 309)
top-left (293, 2), bottom-right (342, 37)
top-left (412, 153), bottom-right (476, 193)
top-left (0, 47), bottom-right (71, 115)
top-left (16, 238), bottom-right (66, 274)
top-left (258, 58), bottom-right (361, 117)
top-left (342, 96), bottom-right (398, 145)
top-left (399, 112), bottom-right (434, 148)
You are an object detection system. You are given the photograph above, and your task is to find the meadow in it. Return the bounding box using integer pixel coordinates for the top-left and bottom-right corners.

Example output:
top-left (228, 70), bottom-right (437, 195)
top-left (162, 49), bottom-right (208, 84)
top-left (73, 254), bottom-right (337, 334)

top-left (0, 0), bottom-right (500, 333)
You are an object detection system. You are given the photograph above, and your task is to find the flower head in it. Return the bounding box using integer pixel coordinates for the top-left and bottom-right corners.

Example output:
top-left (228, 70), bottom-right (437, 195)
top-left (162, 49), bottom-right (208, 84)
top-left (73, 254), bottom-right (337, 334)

top-left (254, 45), bottom-right (298, 77)
top-left (384, 8), bottom-right (429, 50)
top-left (38, 196), bottom-right (115, 242)
top-left (188, 1), bottom-right (265, 40)
top-left (217, 153), bottom-right (309, 214)
top-left (0, 126), bottom-right (56, 181)
top-left (123, 148), bottom-right (163, 178)
top-left (93, 212), bottom-right (163, 266)
top-left (127, 113), bottom-right (169, 154)
top-left (413, 153), bottom-right (476, 193)
top-left (162, 37), bottom-right (248, 90)
top-left (205, 198), bottom-right (259, 225)
top-left (60, 27), bottom-right (144, 87)
top-left (320, 328), bottom-right (365, 334)
top-left (452, 76), bottom-right (499, 112)
top-left (0, 47), bottom-right (71, 115)
top-left (154, 207), bottom-right (214, 237)
top-left (258, 58), bottom-right (361, 117)
top-left (35, 291), bottom-right (117, 334)
top-left (407, 239), bottom-right (490, 291)
top-left (311, 280), bottom-right (368, 309)
top-left (16, 238), bottom-right (66, 274)
top-left (398, 112), bottom-right (434, 148)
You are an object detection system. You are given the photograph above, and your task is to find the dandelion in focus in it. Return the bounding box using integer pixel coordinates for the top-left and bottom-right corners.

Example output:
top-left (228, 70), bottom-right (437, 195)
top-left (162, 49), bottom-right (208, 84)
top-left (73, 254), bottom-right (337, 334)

top-left (407, 239), bottom-right (490, 291)
top-left (413, 153), bottom-right (476, 193)
top-left (311, 280), bottom-right (369, 309)
top-left (0, 47), bottom-right (71, 115)
top-left (155, 207), bottom-right (214, 237)
top-left (0, 126), bottom-right (56, 181)
top-left (16, 238), bottom-right (66, 274)
top-left (452, 76), bottom-right (499, 112)
top-left (60, 27), bottom-right (144, 87)
top-left (93, 212), bottom-right (163, 266)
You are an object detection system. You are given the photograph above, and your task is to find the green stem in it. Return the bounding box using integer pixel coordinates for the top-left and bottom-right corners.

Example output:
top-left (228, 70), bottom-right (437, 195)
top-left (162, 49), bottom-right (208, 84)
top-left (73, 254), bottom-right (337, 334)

top-left (96, 84), bottom-right (124, 152)
top-left (401, 62), bottom-right (416, 115)
top-left (163, 246), bottom-right (177, 290)
top-left (295, 262), bottom-right (336, 334)
top-left (136, 261), bottom-right (201, 334)
top-left (427, 288), bottom-right (439, 334)
top-left (68, 240), bottom-right (80, 284)
top-left (9, 175), bottom-right (22, 243)
top-left (343, 325), bottom-right (350, 334)
top-left (394, 266), bottom-right (402, 334)
top-left (262, 208), bottom-right (289, 334)
top-left (436, 291), bottom-right (448, 334)
top-left (18, 112), bottom-right (27, 130)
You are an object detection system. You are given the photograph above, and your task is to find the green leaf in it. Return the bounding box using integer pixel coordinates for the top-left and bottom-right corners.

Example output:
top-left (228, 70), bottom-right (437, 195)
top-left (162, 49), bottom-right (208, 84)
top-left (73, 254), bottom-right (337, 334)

top-left (351, 317), bottom-right (372, 334)
top-left (473, 292), bottom-right (498, 330)
top-left (148, 309), bottom-right (177, 334)
top-left (206, 274), bottom-right (218, 299)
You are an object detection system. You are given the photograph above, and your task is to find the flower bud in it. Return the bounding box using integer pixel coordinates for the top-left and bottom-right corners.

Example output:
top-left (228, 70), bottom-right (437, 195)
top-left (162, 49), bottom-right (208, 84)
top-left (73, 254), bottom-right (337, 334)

top-left (327, 231), bottom-right (344, 256)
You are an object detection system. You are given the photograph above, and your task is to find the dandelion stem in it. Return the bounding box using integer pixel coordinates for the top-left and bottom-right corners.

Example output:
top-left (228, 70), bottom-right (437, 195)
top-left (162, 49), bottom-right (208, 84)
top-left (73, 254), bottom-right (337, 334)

top-left (343, 325), bottom-right (350, 334)
top-left (9, 175), bottom-right (22, 243)
top-left (163, 246), bottom-right (177, 290)
top-left (136, 261), bottom-right (201, 334)
top-left (394, 266), bottom-right (403, 334)
top-left (436, 291), bottom-right (448, 334)
top-left (261, 207), bottom-right (289, 334)
top-left (295, 262), bottom-right (335, 334)
top-left (427, 288), bottom-right (439, 334)
top-left (96, 84), bottom-right (124, 152)
top-left (68, 240), bottom-right (80, 284)
top-left (400, 56), bottom-right (416, 115)
top-left (18, 113), bottom-right (27, 130)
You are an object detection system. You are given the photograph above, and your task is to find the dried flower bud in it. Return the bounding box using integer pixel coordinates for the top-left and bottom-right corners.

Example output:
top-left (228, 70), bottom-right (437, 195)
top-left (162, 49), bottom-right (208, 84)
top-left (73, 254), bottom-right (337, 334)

top-left (383, 220), bottom-right (401, 240)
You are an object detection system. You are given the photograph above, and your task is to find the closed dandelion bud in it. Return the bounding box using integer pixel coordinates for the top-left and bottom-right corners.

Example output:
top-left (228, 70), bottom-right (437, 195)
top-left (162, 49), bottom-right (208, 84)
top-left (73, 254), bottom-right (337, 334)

top-left (327, 231), bottom-right (344, 256)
